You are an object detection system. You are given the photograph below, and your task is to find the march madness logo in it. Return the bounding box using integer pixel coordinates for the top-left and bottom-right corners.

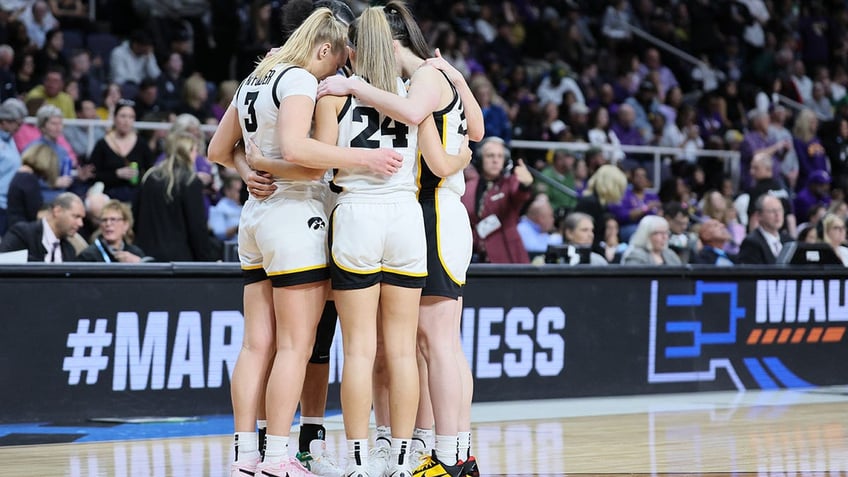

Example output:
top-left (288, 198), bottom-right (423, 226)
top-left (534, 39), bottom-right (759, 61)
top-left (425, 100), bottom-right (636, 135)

top-left (648, 280), bottom-right (847, 390)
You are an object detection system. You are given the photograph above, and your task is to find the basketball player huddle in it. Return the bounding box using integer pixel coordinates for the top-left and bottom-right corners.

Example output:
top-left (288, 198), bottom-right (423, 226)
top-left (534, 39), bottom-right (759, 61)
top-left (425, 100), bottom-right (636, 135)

top-left (207, 2), bottom-right (484, 477)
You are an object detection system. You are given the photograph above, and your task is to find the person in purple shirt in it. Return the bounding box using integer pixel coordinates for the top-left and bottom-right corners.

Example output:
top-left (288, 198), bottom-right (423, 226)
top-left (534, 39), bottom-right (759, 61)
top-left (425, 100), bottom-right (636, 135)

top-left (793, 108), bottom-right (829, 190)
top-left (608, 166), bottom-right (660, 240)
top-left (740, 109), bottom-right (787, 189)
top-left (793, 169), bottom-right (832, 223)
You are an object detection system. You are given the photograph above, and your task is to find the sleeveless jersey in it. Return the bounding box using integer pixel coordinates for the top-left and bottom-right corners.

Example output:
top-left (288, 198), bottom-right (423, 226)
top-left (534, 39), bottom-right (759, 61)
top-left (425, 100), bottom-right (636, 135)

top-left (233, 64), bottom-right (322, 193)
top-left (416, 74), bottom-right (468, 200)
top-left (332, 76), bottom-right (419, 201)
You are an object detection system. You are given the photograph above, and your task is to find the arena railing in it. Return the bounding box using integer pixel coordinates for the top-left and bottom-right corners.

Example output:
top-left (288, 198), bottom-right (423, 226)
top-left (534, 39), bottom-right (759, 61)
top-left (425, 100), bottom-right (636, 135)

top-left (509, 139), bottom-right (741, 192)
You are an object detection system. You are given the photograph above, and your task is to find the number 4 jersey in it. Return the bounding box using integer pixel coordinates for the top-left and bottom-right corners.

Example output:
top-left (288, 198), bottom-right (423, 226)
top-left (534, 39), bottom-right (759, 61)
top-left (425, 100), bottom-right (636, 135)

top-left (332, 76), bottom-right (419, 201)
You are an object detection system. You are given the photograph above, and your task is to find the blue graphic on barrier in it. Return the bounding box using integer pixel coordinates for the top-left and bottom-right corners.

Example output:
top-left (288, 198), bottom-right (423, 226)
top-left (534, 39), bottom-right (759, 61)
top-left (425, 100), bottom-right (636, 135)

top-left (664, 282), bottom-right (746, 358)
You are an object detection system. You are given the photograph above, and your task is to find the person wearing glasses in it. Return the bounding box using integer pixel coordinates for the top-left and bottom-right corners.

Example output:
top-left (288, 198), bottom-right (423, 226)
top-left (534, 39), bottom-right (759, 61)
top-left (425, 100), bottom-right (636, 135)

top-left (822, 213), bottom-right (848, 266)
top-left (621, 215), bottom-right (682, 265)
top-left (77, 199), bottom-right (147, 262)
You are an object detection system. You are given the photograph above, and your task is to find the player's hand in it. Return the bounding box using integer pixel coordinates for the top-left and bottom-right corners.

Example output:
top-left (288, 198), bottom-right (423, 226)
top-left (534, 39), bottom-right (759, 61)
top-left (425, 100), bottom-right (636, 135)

top-left (424, 48), bottom-right (463, 83)
top-left (246, 170), bottom-right (276, 200)
top-left (317, 75), bottom-right (354, 99)
top-left (366, 148), bottom-right (404, 176)
top-left (457, 135), bottom-right (472, 169)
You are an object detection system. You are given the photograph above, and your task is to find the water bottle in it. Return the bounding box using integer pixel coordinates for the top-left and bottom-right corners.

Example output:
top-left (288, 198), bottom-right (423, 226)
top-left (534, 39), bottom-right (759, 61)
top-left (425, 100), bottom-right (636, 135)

top-left (129, 162), bottom-right (139, 185)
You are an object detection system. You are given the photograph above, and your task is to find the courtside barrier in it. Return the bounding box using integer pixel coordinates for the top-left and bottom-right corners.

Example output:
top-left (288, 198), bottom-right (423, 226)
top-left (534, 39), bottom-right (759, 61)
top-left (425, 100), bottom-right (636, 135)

top-left (1, 264), bottom-right (846, 422)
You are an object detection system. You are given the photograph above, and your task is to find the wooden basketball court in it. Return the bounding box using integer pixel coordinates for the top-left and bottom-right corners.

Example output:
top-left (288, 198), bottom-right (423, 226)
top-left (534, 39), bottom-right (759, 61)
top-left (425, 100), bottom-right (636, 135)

top-left (2, 387), bottom-right (847, 476)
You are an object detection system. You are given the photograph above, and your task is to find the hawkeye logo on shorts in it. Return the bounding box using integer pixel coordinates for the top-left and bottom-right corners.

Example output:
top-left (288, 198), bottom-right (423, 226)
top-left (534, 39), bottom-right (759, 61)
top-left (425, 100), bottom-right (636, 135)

top-left (648, 280), bottom-right (846, 391)
top-left (308, 217), bottom-right (326, 230)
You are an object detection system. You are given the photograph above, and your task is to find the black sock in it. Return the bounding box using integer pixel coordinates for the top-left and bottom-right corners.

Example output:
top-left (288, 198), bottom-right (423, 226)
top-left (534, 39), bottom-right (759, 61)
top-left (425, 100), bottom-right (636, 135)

top-left (299, 423), bottom-right (326, 453)
top-left (258, 427), bottom-right (267, 459)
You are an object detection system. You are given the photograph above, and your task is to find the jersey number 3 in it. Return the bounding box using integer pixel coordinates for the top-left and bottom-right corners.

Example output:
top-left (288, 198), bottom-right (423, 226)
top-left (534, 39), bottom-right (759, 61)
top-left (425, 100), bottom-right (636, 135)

top-left (351, 107), bottom-right (408, 148)
top-left (243, 91), bottom-right (259, 133)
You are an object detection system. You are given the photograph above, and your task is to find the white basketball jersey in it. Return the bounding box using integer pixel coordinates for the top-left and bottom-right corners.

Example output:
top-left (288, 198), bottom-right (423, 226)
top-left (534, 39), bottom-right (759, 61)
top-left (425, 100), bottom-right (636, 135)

top-left (233, 64), bottom-right (322, 193)
top-left (417, 76), bottom-right (468, 200)
top-left (332, 76), bottom-right (419, 201)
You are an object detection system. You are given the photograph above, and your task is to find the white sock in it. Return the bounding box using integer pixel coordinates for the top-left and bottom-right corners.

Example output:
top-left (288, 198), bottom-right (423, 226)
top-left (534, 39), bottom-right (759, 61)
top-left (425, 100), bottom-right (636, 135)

top-left (264, 434), bottom-right (289, 464)
top-left (457, 431), bottom-right (471, 460)
top-left (300, 416), bottom-right (324, 426)
top-left (434, 434), bottom-right (457, 462)
top-left (375, 426), bottom-right (392, 447)
top-left (257, 419), bottom-right (267, 430)
top-left (234, 432), bottom-right (260, 463)
top-left (391, 438), bottom-right (412, 466)
top-left (412, 427), bottom-right (433, 450)
top-left (348, 439), bottom-right (369, 466)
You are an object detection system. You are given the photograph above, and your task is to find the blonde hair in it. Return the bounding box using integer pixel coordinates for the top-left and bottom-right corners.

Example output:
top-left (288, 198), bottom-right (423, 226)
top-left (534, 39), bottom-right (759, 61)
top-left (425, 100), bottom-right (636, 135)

top-left (101, 199), bottom-right (135, 243)
top-left (585, 164), bottom-right (627, 206)
top-left (142, 132), bottom-right (197, 202)
top-left (823, 213), bottom-right (845, 236)
top-left (253, 8), bottom-right (348, 79)
top-left (21, 143), bottom-right (59, 186)
top-left (792, 108), bottom-right (818, 143)
top-left (348, 7), bottom-right (397, 93)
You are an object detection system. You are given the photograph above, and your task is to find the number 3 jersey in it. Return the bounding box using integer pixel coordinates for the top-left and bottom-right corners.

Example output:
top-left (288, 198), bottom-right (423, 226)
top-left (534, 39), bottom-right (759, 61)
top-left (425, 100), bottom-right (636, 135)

top-left (233, 63), bottom-right (322, 192)
top-left (332, 76), bottom-right (419, 202)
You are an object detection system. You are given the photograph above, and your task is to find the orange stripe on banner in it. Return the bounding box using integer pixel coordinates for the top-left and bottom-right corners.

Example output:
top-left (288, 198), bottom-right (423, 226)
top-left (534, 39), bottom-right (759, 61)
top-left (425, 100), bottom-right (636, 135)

top-left (777, 328), bottom-right (792, 344)
top-left (807, 327), bottom-right (824, 343)
top-left (822, 327), bottom-right (846, 343)
top-left (790, 328), bottom-right (806, 344)
top-left (747, 329), bottom-right (763, 345)
top-left (761, 328), bottom-right (778, 344)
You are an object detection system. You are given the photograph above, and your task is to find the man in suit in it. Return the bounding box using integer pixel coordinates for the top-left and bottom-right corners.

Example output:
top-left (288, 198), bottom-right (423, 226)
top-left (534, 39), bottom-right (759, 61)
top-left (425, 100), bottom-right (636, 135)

top-left (738, 195), bottom-right (789, 264)
top-left (0, 192), bottom-right (85, 262)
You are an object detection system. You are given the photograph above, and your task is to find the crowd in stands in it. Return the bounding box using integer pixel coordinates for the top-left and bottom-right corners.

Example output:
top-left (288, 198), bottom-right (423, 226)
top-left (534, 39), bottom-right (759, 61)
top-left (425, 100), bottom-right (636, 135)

top-left (1, 0), bottom-right (848, 266)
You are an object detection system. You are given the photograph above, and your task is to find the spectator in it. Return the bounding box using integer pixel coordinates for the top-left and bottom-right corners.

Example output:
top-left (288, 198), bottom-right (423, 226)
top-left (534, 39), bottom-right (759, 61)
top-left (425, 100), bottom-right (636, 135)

top-left (537, 64), bottom-right (585, 107)
top-left (611, 103), bottom-right (644, 167)
top-left (692, 218), bottom-right (735, 265)
top-left (88, 100), bottom-right (154, 203)
top-left (133, 78), bottom-right (160, 119)
top-left (625, 79), bottom-right (661, 144)
top-left (461, 136), bottom-right (533, 263)
top-left (551, 211), bottom-right (608, 265)
top-left (0, 191), bottom-right (83, 262)
top-left (810, 82), bottom-right (834, 120)
top-left (156, 113), bottom-right (216, 214)
top-left (211, 80), bottom-right (238, 123)
top-left (745, 152), bottom-right (795, 235)
top-left (663, 201), bottom-right (691, 263)
top-left (575, 164), bottom-right (627, 248)
top-left (472, 79), bottom-right (511, 142)
top-left (822, 213), bottom-right (848, 266)
top-left (599, 213), bottom-right (627, 263)
top-left (793, 108), bottom-right (829, 190)
top-left (536, 149), bottom-right (577, 215)
top-left (517, 195), bottom-right (561, 262)
top-left (0, 97), bottom-right (25, 235)
top-left (156, 51), bottom-right (184, 114)
top-left (14, 51), bottom-right (37, 95)
top-left (63, 98), bottom-right (104, 160)
top-left (177, 73), bottom-right (213, 123)
top-left (738, 195), bottom-right (789, 264)
top-left (33, 27), bottom-right (67, 80)
top-left (609, 166), bottom-right (661, 240)
top-left (794, 170), bottom-right (832, 224)
top-left (24, 104), bottom-right (81, 198)
top-left (77, 199), bottom-right (148, 263)
top-left (0, 44), bottom-right (16, 101)
top-left (796, 222), bottom-right (819, 244)
top-left (109, 30), bottom-right (161, 94)
top-left (767, 105), bottom-right (799, 188)
top-left (6, 143), bottom-right (57, 228)
top-left (134, 132), bottom-right (216, 262)
top-left (723, 198), bottom-right (746, 255)
top-left (19, 0), bottom-right (59, 50)
top-left (621, 215), bottom-right (682, 265)
top-left (208, 174), bottom-right (242, 242)
top-left (24, 67), bottom-right (76, 118)
top-left (587, 105), bottom-right (625, 164)
top-left (67, 49), bottom-right (103, 106)
top-left (637, 48), bottom-right (678, 100)
top-left (96, 83), bottom-right (121, 119)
